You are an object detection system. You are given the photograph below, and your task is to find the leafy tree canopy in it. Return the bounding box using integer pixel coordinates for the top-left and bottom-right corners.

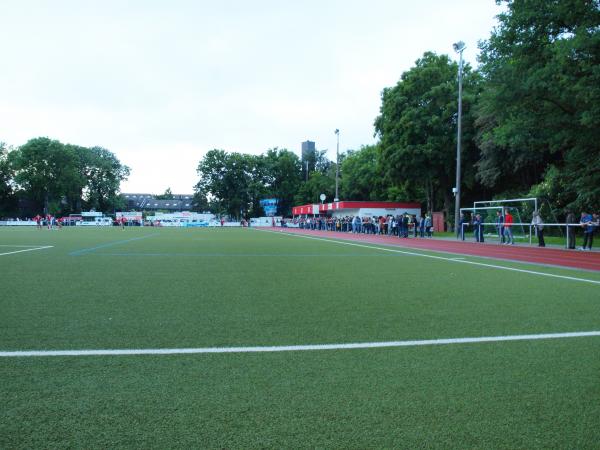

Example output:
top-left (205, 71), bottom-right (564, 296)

top-left (476, 0), bottom-right (600, 210)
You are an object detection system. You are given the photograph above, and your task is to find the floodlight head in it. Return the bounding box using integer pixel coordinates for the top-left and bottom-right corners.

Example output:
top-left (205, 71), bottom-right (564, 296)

top-left (453, 41), bottom-right (466, 53)
top-left (335, 129), bottom-right (339, 135)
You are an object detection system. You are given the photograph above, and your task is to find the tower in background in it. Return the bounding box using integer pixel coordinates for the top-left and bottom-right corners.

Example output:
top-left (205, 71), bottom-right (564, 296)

top-left (301, 140), bottom-right (316, 181)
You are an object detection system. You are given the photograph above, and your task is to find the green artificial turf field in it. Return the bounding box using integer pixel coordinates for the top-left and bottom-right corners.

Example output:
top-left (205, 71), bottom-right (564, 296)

top-left (1, 227), bottom-right (599, 448)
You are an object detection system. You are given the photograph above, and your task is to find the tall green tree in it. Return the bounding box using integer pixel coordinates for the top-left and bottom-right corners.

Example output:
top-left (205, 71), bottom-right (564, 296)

top-left (195, 149), bottom-right (304, 217)
top-left (82, 146), bottom-right (130, 213)
top-left (10, 137), bottom-right (80, 214)
top-left (294, 171), bottom-right (335, 206)
top-left (262, 148), bottom-right (302, 216)
top-left (195, 150), bottom-right (259, 218)
top-left (9, 138), bottom-right (129, 215)
top-left (339, 145), bottom-right (385, 201)
top-left (476, 0), bottom-right (600, 210)
top-left (155, 187), bottom-right (174, 200)
top-left (375, 52), bottom-right (482, 217)
top-left (0, 142), bottom-right (16, 216)
top-left (191, 188), bottom-right (211, 213)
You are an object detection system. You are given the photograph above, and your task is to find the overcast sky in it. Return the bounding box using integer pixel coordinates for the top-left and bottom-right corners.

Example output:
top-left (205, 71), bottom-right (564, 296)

top-left (0, 0), bottom-right (503, 194)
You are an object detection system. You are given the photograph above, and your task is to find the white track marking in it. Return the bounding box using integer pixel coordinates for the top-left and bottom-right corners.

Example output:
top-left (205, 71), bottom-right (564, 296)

top-left (1, 331), bottom-right (599, 357)
top-left (256, 229), bottom-right (600, 285)
top-left (0, 245), bottom-right (53, 256)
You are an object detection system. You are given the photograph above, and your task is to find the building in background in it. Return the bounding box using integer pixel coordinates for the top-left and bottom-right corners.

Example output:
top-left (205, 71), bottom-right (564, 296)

top-left (292, 201), bottom-right (421, 219)
top-left (121, 193), bottom-right (194, 212)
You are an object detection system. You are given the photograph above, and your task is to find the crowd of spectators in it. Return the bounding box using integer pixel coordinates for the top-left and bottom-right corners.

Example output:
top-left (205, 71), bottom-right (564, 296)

top-left (292, 213), bottom-right (435, 238)
top-left (288, 208), bottom-right (598, 251)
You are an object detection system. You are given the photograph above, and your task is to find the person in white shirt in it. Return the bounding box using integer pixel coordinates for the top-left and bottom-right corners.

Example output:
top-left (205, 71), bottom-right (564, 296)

top-left (531, 211), bottom-right (545, 247)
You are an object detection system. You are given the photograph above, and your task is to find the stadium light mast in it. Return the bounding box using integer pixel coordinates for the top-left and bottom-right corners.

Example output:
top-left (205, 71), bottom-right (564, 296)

top-left (453, 41), bottom-right (466, 237)
top-left (334, 129), bottom-right (340, 202)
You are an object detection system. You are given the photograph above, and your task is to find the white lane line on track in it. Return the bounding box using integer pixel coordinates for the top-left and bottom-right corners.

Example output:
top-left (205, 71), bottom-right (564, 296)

top-left (0, 246), bottom-right (53, 256)
top-left (2, 331), bottom-right (600, 357)
top-left (255, 229), bottom-right (600, 285)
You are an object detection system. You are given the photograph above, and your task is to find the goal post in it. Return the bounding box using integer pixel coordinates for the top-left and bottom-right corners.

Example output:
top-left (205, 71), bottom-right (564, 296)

top-left (459, 206), bottom-right (504, 241)
top-left (472, 198), bottom-right (538, 239)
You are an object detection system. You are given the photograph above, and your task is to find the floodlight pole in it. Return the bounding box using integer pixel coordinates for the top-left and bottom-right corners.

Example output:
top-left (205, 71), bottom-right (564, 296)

top-left (334, 129), bottom-right (340, 202)
top-left (453, 41), bottom-right (465, 237)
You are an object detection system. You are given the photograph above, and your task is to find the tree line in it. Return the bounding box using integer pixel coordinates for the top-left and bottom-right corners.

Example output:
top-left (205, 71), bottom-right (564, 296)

top-left (195, 0), bottom-right (600, 222)
top-left (0, 137), bottom-right (129, 217)
top-left (2, 1), bottom-right (597, 222)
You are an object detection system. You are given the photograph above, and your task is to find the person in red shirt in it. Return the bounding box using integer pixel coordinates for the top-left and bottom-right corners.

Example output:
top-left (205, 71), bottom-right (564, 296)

top-left (503, 209), bottom-right (514, 245)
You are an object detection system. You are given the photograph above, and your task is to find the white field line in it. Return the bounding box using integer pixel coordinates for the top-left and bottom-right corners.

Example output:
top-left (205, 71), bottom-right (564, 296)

top-left (0, 244), bottom-right (49, 247)
top-left (0, 245), bottom-right (53, 256)
top-left (255, 229), bottom-right (600, 285)
top-left (2, 331), bottom-right (600, 357)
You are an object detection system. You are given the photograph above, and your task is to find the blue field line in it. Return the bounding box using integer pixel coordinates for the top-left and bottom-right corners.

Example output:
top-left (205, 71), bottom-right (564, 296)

top-left (95, 252), bottom-right (401, 257)
top-left (69, 234), bottom-right (160, 256)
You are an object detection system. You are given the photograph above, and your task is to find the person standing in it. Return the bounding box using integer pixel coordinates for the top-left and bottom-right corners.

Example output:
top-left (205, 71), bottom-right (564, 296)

top-left (503, 209), bottom-right (514, 245)
top-left (587, 213), bottom-right (600, 250)
top-left (580, 211), bottom-right (594, 251)
top-left (402, 213), bottom-right (410, 238)
top-left (459, 213), bottom-right (466, 241)
top-left (474, 214), bottom-right (485, 242)
top-left (472, 214), bottom-right (480, 241)
top-left (566, 211), bottom-right (576, 249)
top-left (531, 211), bottom-right (545, 247)
top-left (425, 215), bottom-right (432, 238)
top-left (495, 210), bottom-right (504, 244)
top-left (411, 215), bottom-right (418, 237)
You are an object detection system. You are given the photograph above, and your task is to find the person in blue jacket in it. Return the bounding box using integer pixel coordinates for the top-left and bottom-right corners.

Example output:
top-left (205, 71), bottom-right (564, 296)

top-left (580, 211), bottom-right (596, 250)
top-left (419, 215), bottom-right (425, 238)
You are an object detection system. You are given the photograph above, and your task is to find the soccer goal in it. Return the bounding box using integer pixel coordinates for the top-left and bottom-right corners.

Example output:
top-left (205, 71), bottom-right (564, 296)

top-left (459, 197), bottom-right (539, 242)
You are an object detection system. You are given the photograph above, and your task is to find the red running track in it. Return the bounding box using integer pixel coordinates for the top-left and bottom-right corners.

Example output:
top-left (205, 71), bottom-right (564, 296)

top-left (268, 228), bottom-right (600, 272)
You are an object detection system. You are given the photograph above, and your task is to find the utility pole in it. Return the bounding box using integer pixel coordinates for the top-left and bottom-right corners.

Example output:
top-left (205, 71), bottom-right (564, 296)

top-left (334, 129), bottom-right (340, 202)
top-left (453, 41), bottom-right (465, 237)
